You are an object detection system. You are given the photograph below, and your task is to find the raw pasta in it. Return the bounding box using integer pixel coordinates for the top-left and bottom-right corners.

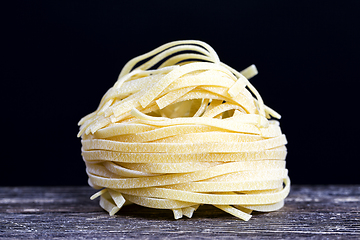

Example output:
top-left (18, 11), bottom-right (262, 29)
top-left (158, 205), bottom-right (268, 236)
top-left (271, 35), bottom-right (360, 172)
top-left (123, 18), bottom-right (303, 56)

top-left (78, 40), bottom-right (289, 221)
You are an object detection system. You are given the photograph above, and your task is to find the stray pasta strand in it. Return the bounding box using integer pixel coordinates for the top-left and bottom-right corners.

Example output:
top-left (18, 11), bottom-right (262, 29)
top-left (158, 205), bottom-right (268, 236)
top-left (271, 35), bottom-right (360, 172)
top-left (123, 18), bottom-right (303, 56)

top-left (78, 40), bottom-right (289, 220)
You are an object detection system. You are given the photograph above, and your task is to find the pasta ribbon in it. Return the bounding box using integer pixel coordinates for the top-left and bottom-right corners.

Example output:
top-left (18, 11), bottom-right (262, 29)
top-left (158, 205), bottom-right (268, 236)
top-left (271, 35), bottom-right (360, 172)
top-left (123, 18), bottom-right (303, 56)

top-left (78, 40), bottom-right (289, 221)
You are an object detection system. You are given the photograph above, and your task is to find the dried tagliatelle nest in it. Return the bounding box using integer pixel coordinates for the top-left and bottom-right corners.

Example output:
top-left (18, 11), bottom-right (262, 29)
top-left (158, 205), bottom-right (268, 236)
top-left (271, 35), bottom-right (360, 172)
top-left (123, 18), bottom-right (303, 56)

top-left (78, 40), bottom-right (289, 221)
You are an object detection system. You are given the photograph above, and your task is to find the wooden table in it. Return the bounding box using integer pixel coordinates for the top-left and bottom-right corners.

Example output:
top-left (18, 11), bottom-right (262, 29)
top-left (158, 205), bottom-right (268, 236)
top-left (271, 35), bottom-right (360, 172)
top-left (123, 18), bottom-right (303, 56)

top-left (1, 185), bottom-right (359, 239)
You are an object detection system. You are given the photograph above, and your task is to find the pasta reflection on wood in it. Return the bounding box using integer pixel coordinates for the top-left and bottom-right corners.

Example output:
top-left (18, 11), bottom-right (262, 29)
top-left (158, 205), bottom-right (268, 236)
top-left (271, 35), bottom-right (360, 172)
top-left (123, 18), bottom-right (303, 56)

top-left (77, 40), bottom-right (289, 220)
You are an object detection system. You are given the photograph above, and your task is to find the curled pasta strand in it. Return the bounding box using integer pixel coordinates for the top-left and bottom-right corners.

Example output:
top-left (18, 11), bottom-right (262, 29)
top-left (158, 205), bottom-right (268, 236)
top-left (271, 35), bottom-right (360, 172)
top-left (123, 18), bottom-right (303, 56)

top-left (119, 40), bottom-right (220, 78)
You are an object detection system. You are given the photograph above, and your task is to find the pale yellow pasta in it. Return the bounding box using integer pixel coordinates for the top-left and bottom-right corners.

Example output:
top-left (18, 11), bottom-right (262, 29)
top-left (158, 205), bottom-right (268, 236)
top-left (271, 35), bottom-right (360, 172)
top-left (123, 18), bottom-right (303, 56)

top-left (83, 148), bottom-right (287, 163)
top-left (78, 40), bottom-right (289, 221)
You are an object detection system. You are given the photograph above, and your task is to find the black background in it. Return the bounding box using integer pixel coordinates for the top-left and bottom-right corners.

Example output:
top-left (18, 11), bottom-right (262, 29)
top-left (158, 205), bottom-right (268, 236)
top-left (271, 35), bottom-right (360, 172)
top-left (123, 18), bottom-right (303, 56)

top-left (3, 0), bottom-right (359, 186)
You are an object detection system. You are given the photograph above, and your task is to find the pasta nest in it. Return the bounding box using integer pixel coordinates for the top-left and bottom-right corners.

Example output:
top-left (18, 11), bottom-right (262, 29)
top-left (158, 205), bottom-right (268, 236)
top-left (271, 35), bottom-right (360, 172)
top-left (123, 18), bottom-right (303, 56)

top-left (78, 40), bottom-right (289, 221)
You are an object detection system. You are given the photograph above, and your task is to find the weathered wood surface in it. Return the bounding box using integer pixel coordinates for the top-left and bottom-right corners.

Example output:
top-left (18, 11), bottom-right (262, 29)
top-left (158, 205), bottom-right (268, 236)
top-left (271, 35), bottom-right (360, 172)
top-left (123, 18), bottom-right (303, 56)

top-left (1, 185), bottom-right (359, 239)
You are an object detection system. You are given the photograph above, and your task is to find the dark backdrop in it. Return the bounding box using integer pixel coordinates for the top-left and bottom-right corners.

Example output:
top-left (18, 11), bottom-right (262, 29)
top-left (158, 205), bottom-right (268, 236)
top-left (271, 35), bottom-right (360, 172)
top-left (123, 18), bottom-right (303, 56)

top-left (3, 0), bottom-right (359, 186)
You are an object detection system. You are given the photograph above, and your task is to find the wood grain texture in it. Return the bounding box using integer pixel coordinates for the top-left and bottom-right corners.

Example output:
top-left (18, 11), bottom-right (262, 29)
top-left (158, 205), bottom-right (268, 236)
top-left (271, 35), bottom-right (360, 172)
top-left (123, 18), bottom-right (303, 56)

top-left (1, 185), bottom-right (359, 239)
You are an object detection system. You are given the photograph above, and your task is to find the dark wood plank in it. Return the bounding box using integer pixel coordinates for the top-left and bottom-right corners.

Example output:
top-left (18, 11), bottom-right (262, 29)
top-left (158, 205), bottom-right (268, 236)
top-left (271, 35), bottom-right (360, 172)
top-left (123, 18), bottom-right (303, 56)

top-left (1, 185), bottom-right (359, 239)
